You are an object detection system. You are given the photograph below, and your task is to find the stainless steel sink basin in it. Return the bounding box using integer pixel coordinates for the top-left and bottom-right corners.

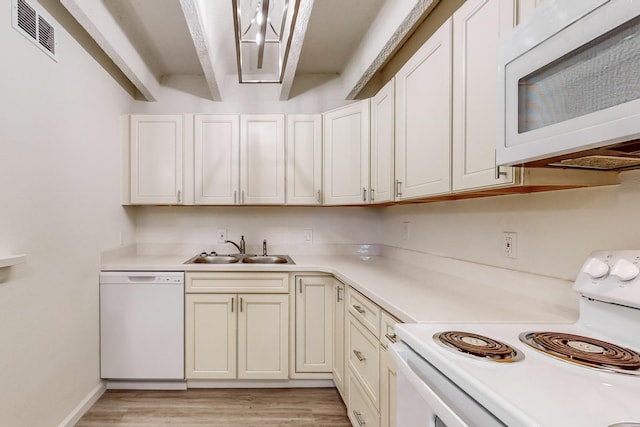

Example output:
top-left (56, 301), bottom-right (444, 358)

top-left (242, 255), bottom-right (294, 264)
top-left (185, 254), bottom-right (241, 264)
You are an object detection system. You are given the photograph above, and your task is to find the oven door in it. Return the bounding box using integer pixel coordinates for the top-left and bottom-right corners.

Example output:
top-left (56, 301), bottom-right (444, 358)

top-left (389, 342), bottom-right (505, 427)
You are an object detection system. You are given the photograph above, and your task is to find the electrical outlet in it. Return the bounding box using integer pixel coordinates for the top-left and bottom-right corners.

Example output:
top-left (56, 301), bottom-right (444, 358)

top-left (303, 228), bottom-right (313, 244)
top-left (503, 232), bottom-right (517, 258)
top-left (217, 229), bottom-right (227, 243)
top-left (402, 221), bottom-right (410, 240)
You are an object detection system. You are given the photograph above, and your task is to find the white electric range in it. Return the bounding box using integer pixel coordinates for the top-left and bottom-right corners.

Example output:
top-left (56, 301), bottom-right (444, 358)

top-left (390, 250), bottom-right (640, 427)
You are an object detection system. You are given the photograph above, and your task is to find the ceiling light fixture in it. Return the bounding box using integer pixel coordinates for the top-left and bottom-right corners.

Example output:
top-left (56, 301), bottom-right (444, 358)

top-left (232, 0), bottom-right (300, 83)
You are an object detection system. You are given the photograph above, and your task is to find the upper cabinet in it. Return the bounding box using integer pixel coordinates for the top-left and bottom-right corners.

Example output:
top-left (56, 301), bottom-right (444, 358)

top-left (286, 115), bottom-right (323, 205)
top-left (240, 115), bottom-right (285, 205)
top-left (451, 0), bottom-right (516, 192)
top-left (323, 101), bottom-right (370, 205)
top-left (395, 18), bottom-right (452, 200)
top-left (194, 115), bottom-right (240, 205)
top-left (129, 115), bottom-right (184, 205)
top-left (370, 78), bottom-right (395, 204)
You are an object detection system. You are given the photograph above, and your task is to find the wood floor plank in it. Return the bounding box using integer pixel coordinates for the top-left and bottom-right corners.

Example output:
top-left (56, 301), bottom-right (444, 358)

top-left (76, 388), bottom-right (352, 426)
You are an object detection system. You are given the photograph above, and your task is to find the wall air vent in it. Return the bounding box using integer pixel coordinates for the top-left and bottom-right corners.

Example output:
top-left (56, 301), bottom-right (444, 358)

top-left (12, 0), bottom-right (58, 61)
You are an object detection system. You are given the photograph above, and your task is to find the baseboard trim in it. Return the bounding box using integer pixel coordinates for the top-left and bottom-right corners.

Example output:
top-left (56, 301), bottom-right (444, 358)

top-left (106, 380), bottom-right (188, 390)
top-left (187, 379), bottom-right (336, 388)
top-left (57, 382), bottom-right (106, 427)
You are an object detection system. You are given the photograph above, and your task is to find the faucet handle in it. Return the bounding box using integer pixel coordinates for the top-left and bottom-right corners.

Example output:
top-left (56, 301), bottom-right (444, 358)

top-left (263, 239), bottom-right (268, 256)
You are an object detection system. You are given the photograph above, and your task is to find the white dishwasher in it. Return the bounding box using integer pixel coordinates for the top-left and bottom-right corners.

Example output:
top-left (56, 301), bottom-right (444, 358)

top-left (99, 271), bottom-right (184, 388)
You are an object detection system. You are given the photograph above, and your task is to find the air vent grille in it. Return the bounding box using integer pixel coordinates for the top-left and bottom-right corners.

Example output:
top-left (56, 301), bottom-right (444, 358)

top-left (12, 0), bottom-right (58, 61)
top-left (17, 0), bottom-right (36, 40)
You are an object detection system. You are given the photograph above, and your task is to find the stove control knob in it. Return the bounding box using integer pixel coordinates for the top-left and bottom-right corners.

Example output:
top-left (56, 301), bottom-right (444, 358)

top-left (610, 259), bottom-right (640, 281)
top-left (582, 258), bottom-right (610, 279)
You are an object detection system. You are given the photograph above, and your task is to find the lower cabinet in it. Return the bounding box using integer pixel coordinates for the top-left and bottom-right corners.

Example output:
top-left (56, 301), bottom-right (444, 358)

top-left (185, 273), bottom-right (289, 381)
top-left (333, 279), bottom-right (346, 398)
top-left (345, 287), bottom-right (401, 427)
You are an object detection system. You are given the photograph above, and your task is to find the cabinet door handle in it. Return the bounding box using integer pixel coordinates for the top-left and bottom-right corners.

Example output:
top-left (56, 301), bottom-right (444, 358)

top-left (177, 190), bottom-right (182, 203)
top-left (317, 190), bottom-right (322, 204)
top-left (353, 411), bottom-right (366, 426)
top-left (352, 304), bottom-right (366, 314)
top-left (299, 279), bottom-right (302, 294)
top-left (234, 190), bottom-right (237, 205)
top-left (385, 333), bottom-right (398, 343)
top-left (362, 187), bottom-right (367, 202)
top-left (231, 297), bottom-right (235, 313)
top-left (336, 286), bottom-right (342, 302)
top-left (370, 188), bottom-right (375, 203)
top-left (494, 150), bottom-right (507, 179)
top-left (241, 190), bottom-right (245, 204)
top-left (396, 180), bottom-right (402, 198)
top-left (353, 349), bottom-right (366, 362)
top-left (240, 297), bottom-right (243, 312)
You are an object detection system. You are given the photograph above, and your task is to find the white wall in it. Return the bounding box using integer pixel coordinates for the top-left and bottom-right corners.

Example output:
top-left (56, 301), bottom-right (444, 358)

top-left (0, 3), bottom-right (134, 425)
top-left (135, 206), bottom-right (382, 256)
top-left (381, 171), bottom-right (640, 281)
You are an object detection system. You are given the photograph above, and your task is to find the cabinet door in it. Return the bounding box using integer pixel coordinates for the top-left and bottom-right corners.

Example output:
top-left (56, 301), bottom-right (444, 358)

top-left (240, 115), bottom-right (285, 204)
top-left (380, 346), bottom-right (397, 427)
top-left (517, 0), bottom-right (549, 24)
top-left (286, 115), bottom-right (323, 205)
top-left (295, 276), bottom-right (333, 373)
top-left (237, 294), bottom-right (289, 379)
top-left (323, 101), bottom-right (370, 205)
top-left (395, 19), bottom-right (452, 199)
top-left (370, 78), bottom-right (395, 204)
top-left (194, 115), bottom-right (240, 205)
top-left (185, 294), bottom-right (236, 379)
top-left (332, 280), bottom-right (346, 398)
top-left (130, 115), bottom-right (183, 204)
top-left (452, 0), bottom-right (516, 192)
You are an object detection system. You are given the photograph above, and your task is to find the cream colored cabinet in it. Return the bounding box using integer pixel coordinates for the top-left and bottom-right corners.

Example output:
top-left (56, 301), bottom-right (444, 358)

top-left (240, 115), bottom-right (285, 204)
top-left (323, 101), bottom-right (370, 205)
top-left (452, 0), bottom-right (516, 192)
top-left (129, 115), bottom-right (184, 204)
top-left (286, 115), bottom-right (323, 205)
top-left (333, 279), bottom-right (346, 398)
top-left (293, 275), bottom-right (333, 374)
top-left (517, 0), bottom-right (548, 24)
top-left (237, 293), bottom-right (289, 379)
top-left (379, 312), bottom-right (400, 427)
top-left (185, 273), bottom-right (289, 381)
top-left (194, 115), bottom-right (240, 204)
top-left (193, 114), bottom-right (284, 205)
top-left (370, 78), bottom-right (395, 204)
top-left (395, 19), bottom-right (452, 200)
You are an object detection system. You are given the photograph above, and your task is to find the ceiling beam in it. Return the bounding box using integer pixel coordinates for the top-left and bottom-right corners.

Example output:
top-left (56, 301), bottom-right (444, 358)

top-left (279, 0), bottom-right (314, 101)
top-left (341, 0), bottom-right (441, 100)
top-left (60, 0), bottom-right (159, 101)
top-left (179, 0), bottom-right (222, 101)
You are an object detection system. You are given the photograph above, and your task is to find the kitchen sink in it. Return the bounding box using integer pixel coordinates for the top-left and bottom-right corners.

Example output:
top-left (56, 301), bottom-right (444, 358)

top-left (241, 255), bottom-right (293, 264)
top-left (184, 253), bottom-right (294, 265)
top-left (185, 254), bottom-right (241, 264)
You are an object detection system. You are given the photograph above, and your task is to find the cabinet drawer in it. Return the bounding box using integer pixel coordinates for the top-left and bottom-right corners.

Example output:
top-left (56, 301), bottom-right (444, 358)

top-left (185, 272), bottom-right (289, 293)
top-left (348, 370), bottom-right (381, 427)
top-left (347, 287), bottom-right (381, 337)
top-left (380, 311), bottom-right (401, 348)
top-left (348, 314), bottom-right (380, 409)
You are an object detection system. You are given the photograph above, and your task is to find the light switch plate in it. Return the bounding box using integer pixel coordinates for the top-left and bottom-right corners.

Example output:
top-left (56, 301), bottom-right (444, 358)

top-left (217, 229), bottom-right (228, 243)
top-left (303, 229), bottom-right (313, 244)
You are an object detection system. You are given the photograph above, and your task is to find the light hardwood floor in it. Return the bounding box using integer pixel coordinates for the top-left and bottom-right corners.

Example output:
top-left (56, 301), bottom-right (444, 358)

top-left (76, 388), bottom-right (351, 426)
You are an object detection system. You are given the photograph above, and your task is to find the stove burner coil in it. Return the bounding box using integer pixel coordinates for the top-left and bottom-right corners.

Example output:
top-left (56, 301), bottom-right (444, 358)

top-left (434, 331), bottom-right (523, 362)
top-left (520, 332), bottom-right (640, 375)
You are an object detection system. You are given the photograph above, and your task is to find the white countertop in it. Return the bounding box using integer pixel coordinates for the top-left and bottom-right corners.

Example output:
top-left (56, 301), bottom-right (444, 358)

top-left (101, 250), bottom-right (579, 324)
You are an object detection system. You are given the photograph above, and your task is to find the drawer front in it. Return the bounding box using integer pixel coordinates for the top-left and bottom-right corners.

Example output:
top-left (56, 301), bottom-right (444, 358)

top-left (380, 311), bottom-right (401, 348)
top-left (347, 287), bottom-right (381, 337)
top-left (348, 314), bottom-right (380, 409)
top-left (185, 272), bottom-right (289, 293)
top-left (348, 370), bottom-right (381, 427)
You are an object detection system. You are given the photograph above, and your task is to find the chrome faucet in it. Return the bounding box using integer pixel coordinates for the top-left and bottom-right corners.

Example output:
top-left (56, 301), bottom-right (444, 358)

top-left (225, 235), bottom-right (246, 254)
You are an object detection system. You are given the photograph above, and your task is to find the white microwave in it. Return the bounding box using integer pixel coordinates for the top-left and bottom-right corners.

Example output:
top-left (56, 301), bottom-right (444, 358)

top-left (497, 0), bottom-right (640, 171)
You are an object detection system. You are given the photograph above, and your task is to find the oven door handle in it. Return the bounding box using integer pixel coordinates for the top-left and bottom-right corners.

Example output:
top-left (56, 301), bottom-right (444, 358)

top-left (389, 342), bottom-right (472, 427)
